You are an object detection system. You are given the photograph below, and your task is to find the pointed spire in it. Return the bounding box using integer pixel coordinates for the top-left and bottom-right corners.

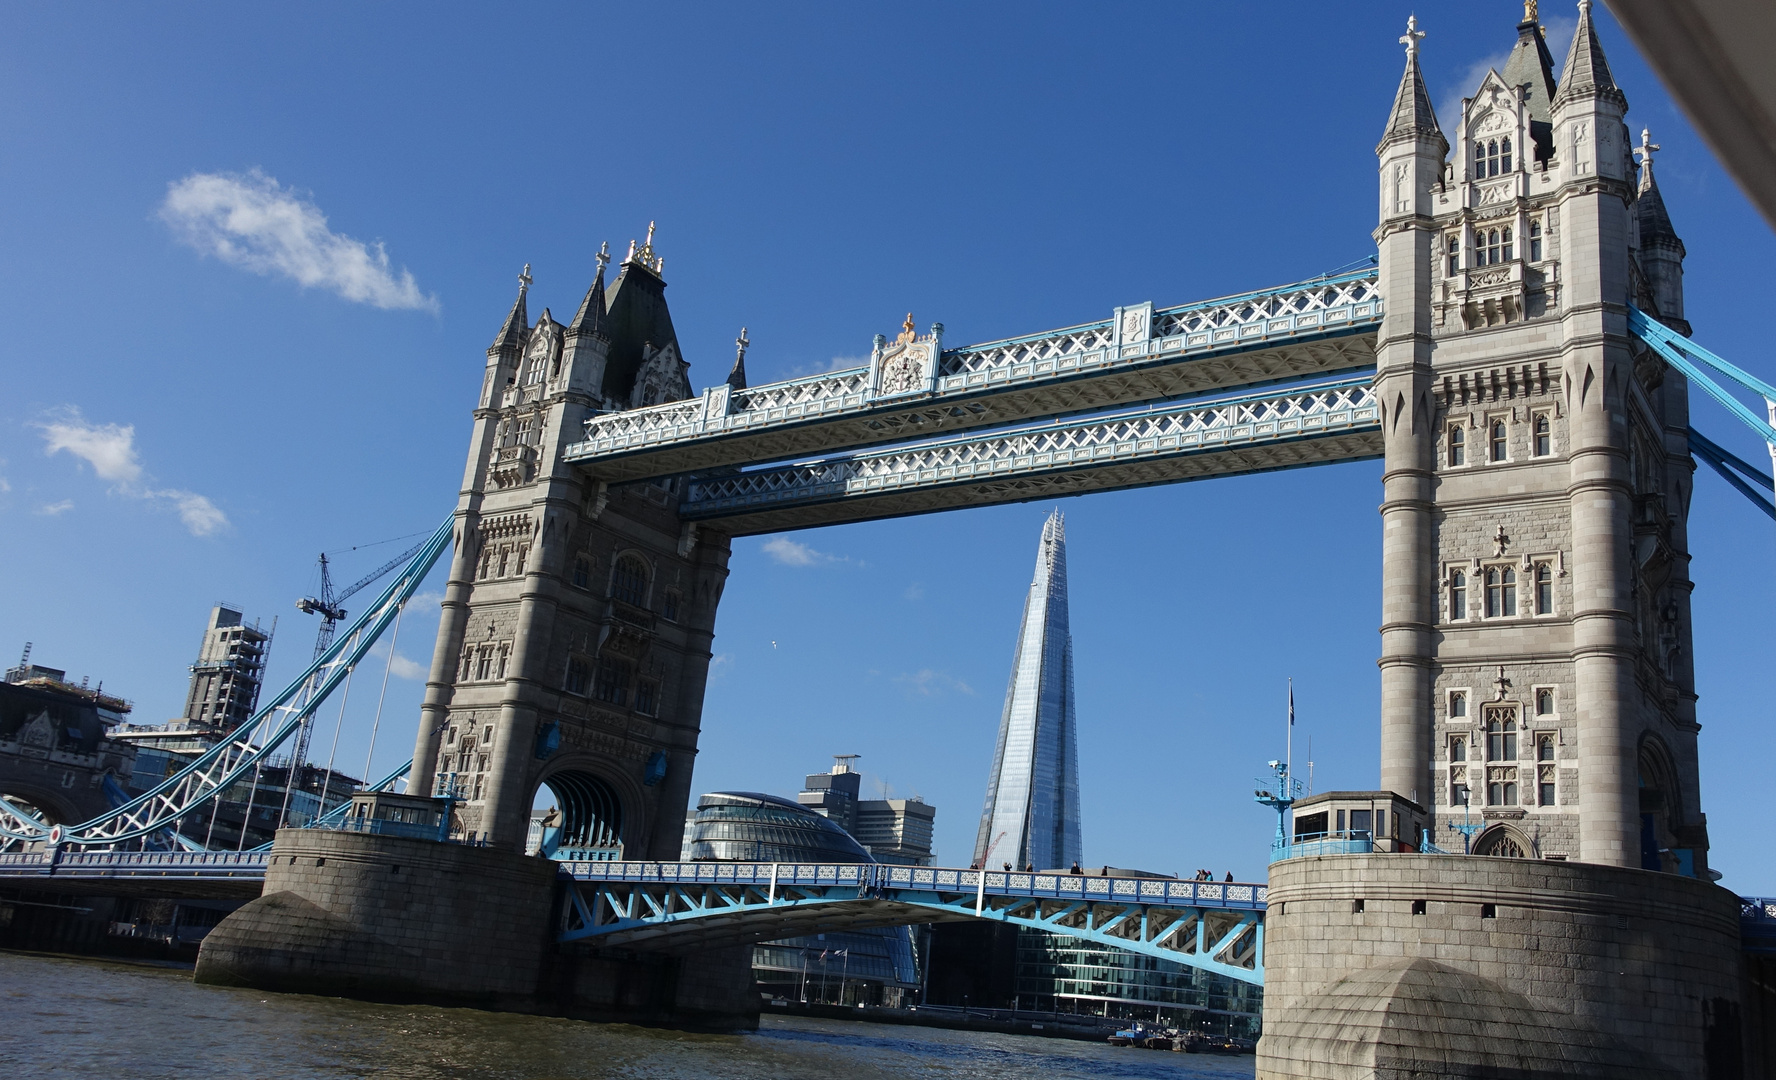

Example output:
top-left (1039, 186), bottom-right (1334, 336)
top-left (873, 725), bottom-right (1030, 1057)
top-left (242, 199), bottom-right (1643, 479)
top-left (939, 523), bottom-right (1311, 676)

top-left (726, 327), bottom-right (750, 391)
top-left (1554, 0), bottom-right (1622, 107)
top-left (490, 263), bottom-right (531, 353)
top-left (1500, 6), bottom-right (1558, 124)
top-left (1634, 128), bottom-right (1679, 241)
top-left (567, 243), bottom-right (609, 338)
top-left (1381, 16), bottom-right (1443, 145)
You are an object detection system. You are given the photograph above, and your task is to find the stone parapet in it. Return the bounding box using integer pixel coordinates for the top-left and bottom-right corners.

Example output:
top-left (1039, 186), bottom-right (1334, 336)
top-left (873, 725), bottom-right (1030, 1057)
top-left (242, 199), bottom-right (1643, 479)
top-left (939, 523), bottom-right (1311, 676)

top-left (1257, 854), bottom-right (1743, 1079)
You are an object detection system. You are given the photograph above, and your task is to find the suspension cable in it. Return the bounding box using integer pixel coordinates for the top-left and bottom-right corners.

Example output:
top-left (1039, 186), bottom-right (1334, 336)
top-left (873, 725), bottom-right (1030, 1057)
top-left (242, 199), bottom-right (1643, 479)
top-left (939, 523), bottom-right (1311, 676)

top-left (360, 603), bottom-right (407, 791)
top-left (316, 664), bottom-right (358, 825)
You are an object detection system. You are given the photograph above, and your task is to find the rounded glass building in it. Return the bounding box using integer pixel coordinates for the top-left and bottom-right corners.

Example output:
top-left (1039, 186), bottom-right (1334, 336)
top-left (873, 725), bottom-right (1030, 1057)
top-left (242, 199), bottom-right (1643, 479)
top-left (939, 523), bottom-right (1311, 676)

top-left (685, 792), bottom-right (920, 1005)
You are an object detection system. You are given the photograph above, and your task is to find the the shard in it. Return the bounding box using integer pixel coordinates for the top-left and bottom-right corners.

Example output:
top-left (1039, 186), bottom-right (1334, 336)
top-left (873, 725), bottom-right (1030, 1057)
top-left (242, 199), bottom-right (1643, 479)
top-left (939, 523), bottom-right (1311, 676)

top-left (972, 510), bottom-right (1082, 871)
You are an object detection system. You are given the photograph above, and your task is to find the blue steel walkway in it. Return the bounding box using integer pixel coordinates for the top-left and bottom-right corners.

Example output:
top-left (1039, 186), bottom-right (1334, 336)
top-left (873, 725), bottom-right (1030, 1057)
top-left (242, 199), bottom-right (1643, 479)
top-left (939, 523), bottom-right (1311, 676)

top-left (558, 861), bottom-right (1268, 986)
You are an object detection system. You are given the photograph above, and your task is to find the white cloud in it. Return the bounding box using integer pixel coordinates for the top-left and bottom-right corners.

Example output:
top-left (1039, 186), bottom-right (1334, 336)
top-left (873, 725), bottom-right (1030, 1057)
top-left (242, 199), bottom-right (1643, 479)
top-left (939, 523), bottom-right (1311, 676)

top-left (388, 653), bottom-right (428, 680)
top-left (160, 490), bottom-right (227, 536)
top-left (35, 499), bottom-right (74, 516)
top-left (787, 355), bottom-right (869, 378)
top-left (409, 590), bottom-right (446, 612)
top-left (39, 413), bottom-right (142, 483)
top-left (895, 669), bottom-right (975, 697)
top-left (0, 459), bottom-right (11, 493)
top-left (903, 582), bottom-right (926, 601)
top-left (761, 535), bottom-right (850, 567)
top-left (36, 407), bottom-right (228, 537)
top-left (160, 169), bottom-right (438, 313)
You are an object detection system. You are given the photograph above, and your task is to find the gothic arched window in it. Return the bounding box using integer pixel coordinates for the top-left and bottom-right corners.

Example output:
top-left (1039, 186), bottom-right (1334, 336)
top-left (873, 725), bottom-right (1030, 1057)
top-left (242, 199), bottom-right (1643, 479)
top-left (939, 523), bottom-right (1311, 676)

top-left (1535, 563), bottom-right (1553, 614)
top-left (1528, 219), bottom-right (1544, 261)
top-left (1485, 567), bottom-right (1517, 617)
top-left (1448, 425), bottom-right (1465, 466)
top-left (1533, 413), bottom-right (1551, 456)
top-left (1487, 715), bottom-right (1518, 761)
top-left (1500, 225), bottom-right (1514, 261)
top-left (1500, 136), bottom-right (1512, 173)
top-left (611, 555), bottom-right (649, 607)
top-left (1449, 570), bottom-right (1467, 620)
top-left (1475, 139), bottom-right (1503, 178)
top-left (1490, 420), bottom-right (1508, 461)
top-left (1447, 234), bottom-right (1461, 276)
top-left (571, 555), bottom-right (591, 590)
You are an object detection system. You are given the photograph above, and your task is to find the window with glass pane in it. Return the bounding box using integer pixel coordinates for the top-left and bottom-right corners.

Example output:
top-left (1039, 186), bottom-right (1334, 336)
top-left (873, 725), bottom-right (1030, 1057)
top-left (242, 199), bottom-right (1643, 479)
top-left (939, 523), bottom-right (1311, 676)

top-left (1447, 235), bottom-right (1461, 275)
top-left (1449, 425), bottom-right (1465, 466)
top-left (1500, 137), bottom-right (1512, 173)
top-left (1532, 563), bottom-right (1551, 614)
top-left (1529, 219), bottom-right (1543, 261)
top-left (572, 556), bottom-right (591, 590)
top-left (1450, 571), bottom-right (1467, 620)
top-left (1538, 733), bottom-right (1555, 760)
top-left (1491, 420), bottom-right (1507, 461)
top-left (565, 658), bottom-right (589, 695)
top-left (634, 680), bottom-right (658, 716)
top-left (1501, 226), bottom-right (1513, 261)
top-left (1533, 414), bottom-right (1550, 456)
top-left (611, 555), bottom-right (648, 606)
top-left (1488, 767), bottom-right (1518, 806)
top-left (1450, 735), bottom-right (1467, 762)
top-left (1450, 691), bottom-right (1467, 718)
top-left (593, 659), bottom-right (632, 706)
top-left (1538, 765), bottom-right (1556, 806)
top-left (663, 590), bottom-right (681, 622)
top-left (1486, 714), bottom-right (1517, 760)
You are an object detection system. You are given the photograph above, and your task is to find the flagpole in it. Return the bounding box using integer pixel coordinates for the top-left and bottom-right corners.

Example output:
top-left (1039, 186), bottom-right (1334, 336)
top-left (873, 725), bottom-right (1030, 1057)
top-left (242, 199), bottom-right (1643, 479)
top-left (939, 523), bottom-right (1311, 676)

top-left (1287, 678), bottom-right (1294, 793)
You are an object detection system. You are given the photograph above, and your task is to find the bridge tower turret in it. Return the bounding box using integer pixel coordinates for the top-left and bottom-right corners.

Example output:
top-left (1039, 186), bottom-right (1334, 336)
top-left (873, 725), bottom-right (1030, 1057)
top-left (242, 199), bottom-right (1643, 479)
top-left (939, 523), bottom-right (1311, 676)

top-left (411, 236), bottom-right (730, 855)
top-left (1373, 15), bottom-right (1446, 813)
top-left (1371, 2), bottom-right (1706, 873)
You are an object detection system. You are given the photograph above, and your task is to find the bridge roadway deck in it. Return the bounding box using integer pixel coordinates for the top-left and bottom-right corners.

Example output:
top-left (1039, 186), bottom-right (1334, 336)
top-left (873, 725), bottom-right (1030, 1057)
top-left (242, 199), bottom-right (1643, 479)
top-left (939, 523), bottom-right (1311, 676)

top-left (679, 379), bottom-right (1381, 535)
top-left (564, 270), bottom-right (1380, 483)
top-left (0, 850), bottom-right (269, 899)
top-left (559, 860), bottom-right (1268, 985)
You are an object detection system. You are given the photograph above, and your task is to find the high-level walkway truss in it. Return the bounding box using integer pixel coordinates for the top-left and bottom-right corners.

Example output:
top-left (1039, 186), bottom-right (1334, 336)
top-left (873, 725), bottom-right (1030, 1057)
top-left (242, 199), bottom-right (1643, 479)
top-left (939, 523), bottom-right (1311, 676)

top-left (564, 271), bottom-right (1382, 483)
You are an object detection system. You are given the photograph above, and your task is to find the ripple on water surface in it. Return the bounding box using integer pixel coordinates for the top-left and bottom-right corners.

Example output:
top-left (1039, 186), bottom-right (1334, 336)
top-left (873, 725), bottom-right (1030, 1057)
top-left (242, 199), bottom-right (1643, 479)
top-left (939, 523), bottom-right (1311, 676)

top-left (1, 951), bottom-right (1254, 1080)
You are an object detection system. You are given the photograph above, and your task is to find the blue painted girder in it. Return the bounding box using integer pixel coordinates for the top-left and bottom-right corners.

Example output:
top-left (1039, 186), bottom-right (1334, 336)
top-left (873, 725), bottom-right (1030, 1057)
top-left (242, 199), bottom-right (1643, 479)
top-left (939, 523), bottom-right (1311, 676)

top-left (554, 861), bottom-right (1267, 986)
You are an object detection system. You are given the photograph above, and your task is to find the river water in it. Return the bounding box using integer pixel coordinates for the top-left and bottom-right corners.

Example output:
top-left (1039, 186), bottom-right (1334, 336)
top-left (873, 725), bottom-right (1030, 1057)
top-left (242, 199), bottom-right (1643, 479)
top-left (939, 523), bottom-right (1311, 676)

top-left (3, 952), bottom-right (1254, 1080)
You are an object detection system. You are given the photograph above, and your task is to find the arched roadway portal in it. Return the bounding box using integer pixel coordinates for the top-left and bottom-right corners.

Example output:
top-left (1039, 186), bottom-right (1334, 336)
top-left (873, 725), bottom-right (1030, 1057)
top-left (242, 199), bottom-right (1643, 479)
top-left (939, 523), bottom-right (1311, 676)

top-left (531, 770), bottom-right (624, 861)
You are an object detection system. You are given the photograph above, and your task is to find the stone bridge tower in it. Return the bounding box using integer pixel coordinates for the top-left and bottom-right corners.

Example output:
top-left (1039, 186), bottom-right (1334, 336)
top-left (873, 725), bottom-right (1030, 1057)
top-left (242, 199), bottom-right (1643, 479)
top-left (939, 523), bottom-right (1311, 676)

top-left (1376, 3), bottom-right (1705, 872)
top-left (1259, 9), bottom-right (1742, 1077)
top-left (409, 232), bottom-right (731, 856)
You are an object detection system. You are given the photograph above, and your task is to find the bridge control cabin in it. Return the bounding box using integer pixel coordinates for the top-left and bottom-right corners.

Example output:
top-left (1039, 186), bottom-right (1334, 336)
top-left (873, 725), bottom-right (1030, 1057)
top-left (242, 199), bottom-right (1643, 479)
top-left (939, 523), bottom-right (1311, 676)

top-left (338, 791), bottom-right (451, 842)
top-left (1287, 791), bottom-right (1427, 857)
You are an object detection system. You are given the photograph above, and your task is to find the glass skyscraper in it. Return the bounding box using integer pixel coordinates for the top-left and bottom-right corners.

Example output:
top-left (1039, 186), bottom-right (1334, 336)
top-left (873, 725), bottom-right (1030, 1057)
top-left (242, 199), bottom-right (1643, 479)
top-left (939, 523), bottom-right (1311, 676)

top-left (972, 510), bottom-right (1082, 871)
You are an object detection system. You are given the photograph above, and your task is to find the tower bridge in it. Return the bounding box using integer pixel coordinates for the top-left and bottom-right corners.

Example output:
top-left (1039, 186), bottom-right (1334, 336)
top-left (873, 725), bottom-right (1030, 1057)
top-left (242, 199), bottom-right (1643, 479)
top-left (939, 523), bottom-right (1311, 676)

top-left (0, 4), bottom-right (1769, 1073)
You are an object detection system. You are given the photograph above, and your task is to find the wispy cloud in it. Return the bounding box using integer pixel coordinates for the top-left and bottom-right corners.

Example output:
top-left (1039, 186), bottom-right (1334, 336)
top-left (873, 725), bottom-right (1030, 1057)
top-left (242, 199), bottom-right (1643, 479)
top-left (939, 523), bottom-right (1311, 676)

top-left (37, 407), bottom-right (228, 537)
top-left (761, 535), bottom-right (852, 567)
top-left (409, 590), bottom-right (446, 613)
top-left (787, 355), bottom-right (868, 378)
top-left (895, 669), bottom-right (975, 697)
top-left (903, 582), bottom-right (925, 601)
top-left (160, 169), bottom-right (438, 313)
top-left (1432, 17), bottom-right (1575, 131)
top-left (35, 499), bottom-right (74, 517)
top-left (389, 653), bottom-right (427, 680)
top-left (40, 414), bottom-right (141, 483)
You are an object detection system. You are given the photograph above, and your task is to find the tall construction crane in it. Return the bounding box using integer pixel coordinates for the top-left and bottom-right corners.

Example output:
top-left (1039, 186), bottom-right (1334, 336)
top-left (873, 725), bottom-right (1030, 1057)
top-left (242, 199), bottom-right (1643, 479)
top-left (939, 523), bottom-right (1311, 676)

top-left (287, 535), bottom-right (429, 776)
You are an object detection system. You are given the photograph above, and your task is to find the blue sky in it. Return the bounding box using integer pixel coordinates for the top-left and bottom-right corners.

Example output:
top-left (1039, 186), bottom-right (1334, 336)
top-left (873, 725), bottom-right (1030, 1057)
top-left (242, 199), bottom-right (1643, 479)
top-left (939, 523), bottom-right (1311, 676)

top-left (2, 4), bottom-right (1772, 888)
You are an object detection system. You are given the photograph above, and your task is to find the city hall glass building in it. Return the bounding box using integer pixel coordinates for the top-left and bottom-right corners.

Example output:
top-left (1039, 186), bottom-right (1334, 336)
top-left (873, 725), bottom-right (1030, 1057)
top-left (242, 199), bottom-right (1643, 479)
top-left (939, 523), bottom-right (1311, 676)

top-left (684, 791), bottom-right (919, 1003)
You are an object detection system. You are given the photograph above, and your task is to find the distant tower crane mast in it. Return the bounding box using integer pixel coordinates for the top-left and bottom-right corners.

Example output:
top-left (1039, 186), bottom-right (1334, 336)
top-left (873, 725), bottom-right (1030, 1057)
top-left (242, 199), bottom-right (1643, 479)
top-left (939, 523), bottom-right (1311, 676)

top-left (288, 535), bottom-right (429, 776)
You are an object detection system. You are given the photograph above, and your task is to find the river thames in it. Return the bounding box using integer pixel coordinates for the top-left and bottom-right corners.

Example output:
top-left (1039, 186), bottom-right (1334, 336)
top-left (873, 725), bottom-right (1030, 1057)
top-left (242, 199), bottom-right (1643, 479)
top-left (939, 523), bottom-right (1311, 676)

top-left (3, 952), bottom-right (1254, 1080)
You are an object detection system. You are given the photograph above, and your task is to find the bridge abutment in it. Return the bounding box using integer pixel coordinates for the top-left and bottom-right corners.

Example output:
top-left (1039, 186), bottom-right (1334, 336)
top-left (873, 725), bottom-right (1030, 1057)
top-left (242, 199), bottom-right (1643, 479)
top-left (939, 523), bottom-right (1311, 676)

top-left (195, 829), bottom-right (760, 1030)
top-left (1256, 854), bottom-right (1743, 1080)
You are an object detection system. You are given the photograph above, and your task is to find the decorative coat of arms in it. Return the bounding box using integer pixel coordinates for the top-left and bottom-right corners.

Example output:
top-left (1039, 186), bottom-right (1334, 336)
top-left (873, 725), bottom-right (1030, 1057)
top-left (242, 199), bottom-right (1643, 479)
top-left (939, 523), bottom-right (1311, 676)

top-left (871, 313), bottom-right (941, 399)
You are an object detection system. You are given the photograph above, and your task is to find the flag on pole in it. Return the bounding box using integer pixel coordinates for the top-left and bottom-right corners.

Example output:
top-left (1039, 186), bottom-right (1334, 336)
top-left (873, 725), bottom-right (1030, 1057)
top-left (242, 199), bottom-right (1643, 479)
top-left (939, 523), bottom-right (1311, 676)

top-left (1289, 681), bottom-right (1295, 726)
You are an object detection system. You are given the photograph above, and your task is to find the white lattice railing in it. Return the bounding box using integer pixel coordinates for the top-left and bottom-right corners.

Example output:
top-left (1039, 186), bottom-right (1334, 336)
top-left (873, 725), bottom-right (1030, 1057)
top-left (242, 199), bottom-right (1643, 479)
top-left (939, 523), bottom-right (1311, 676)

top-left (569, 270), bottom-right (1380, 462)
top-left (683, 379), bottom-right (1378, 516)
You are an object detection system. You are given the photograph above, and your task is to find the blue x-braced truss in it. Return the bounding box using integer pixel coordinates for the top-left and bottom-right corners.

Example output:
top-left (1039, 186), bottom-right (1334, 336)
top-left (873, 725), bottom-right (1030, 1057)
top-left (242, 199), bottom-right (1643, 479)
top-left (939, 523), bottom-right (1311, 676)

top-left (555, 861), bottom-right (1267, 986)
top-left (0, 517), bottom-right (452, 849)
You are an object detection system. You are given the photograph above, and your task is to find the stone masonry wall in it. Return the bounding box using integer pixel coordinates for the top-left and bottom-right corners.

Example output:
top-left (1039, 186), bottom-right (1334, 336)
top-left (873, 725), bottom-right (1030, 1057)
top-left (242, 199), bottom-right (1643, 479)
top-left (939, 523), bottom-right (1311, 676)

top-left (1257, 854), bottom-right (1743, 1080)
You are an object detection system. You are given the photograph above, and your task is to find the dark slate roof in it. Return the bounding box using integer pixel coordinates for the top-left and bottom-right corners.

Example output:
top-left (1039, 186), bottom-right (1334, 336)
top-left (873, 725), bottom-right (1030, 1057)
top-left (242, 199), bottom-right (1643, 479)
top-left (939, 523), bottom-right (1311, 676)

top-left (567, 263), bottom-right (608, 339)
top-left (1500, 18), bottom-right (1557, 124)
top-left (1637, 162), bottom-right (1681, 245)
top-left (725, 348), bottom-right (747, 391)
top-left (599, 261), bottom-right (683, 401)
top-left (1382, 52), bottom-right (1443, 144)
top-left (490, 279), bottom-right (529, 353)
top-left (1554, 0), bottom-right (1622, 106)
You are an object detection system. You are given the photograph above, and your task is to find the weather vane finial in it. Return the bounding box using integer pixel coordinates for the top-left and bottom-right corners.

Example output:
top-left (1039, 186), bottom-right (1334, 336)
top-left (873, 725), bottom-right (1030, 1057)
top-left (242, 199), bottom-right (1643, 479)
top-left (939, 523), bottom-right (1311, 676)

top-left (735, 326), bottom-right (750, 358)
top-left (1523, 1), bottom-right (1537, 24)
top-left (902, 312), bottom-right (916, 338)
top-left (1635, 127), bottom-right (1661, 168)
top-left (518, 263), bottom-right (532, 293)
top-left (1400, 14), bottom-right (1425, 58)
top-left (595, 241), bottom-right (610, 274)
